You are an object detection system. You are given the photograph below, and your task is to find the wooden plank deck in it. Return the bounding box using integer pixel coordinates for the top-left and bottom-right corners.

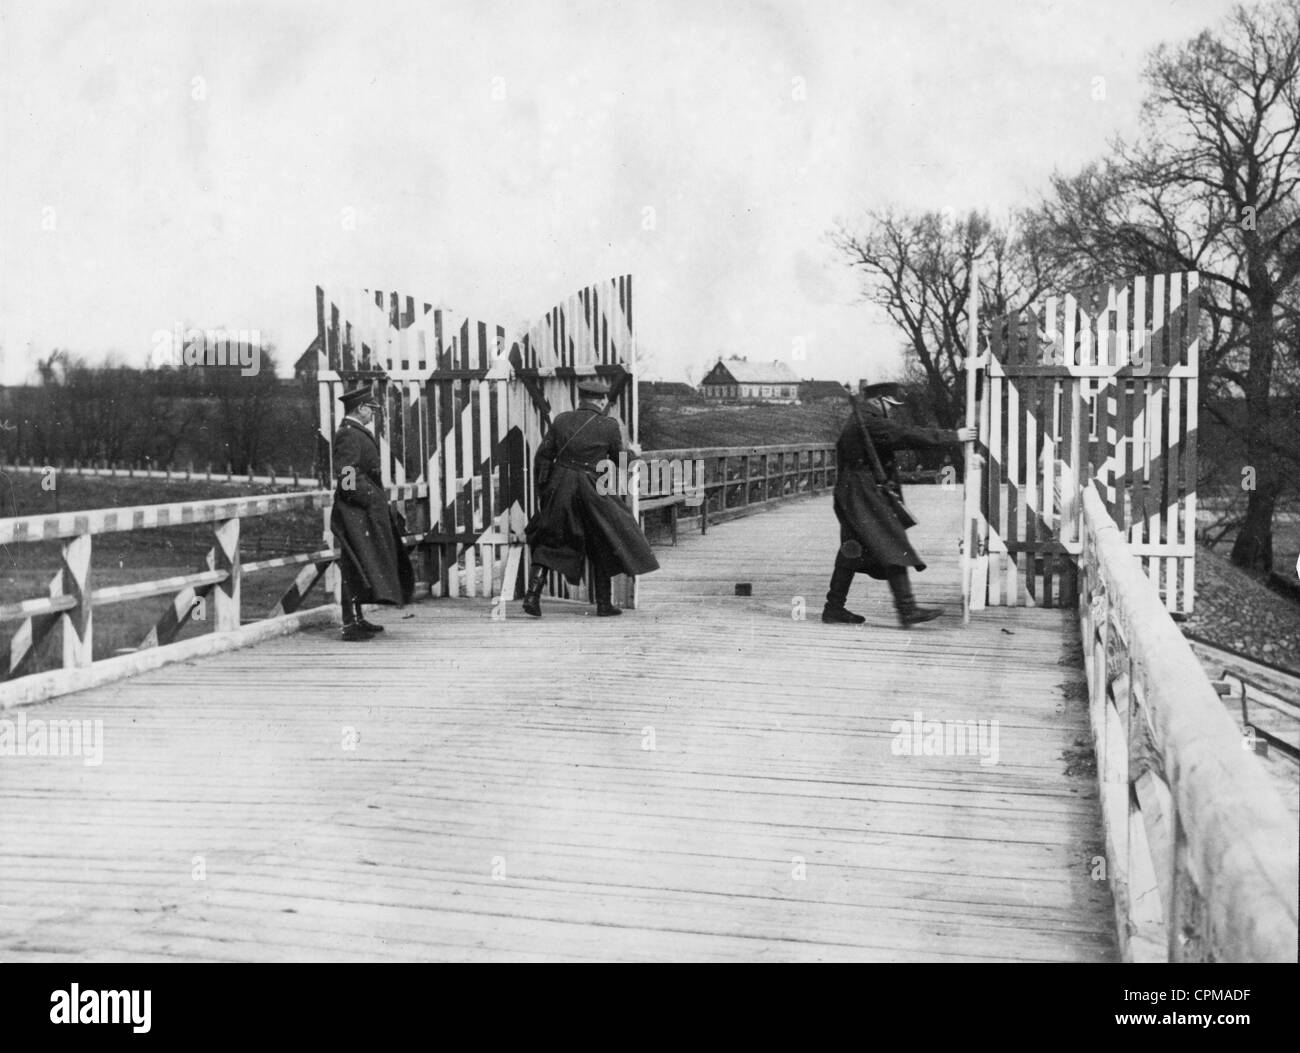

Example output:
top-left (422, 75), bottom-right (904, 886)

top-left (0, 489), bottom-right (1117, 962)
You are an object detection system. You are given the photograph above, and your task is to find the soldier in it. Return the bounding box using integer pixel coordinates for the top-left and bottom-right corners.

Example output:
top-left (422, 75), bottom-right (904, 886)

top-left (330, 384), bottom-right (414, 642)
top-left (822, 382), bottom-right (977, 627)
top-left (522, 377), bottom-right (660, 617)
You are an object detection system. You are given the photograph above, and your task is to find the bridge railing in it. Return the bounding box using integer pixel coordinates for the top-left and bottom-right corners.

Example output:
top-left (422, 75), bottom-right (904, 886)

top-left (3, 442), bottom-right (843, 699)
top-left (645, 443), bottom-right (837, 530)
top-left (0, 484), bottom-right (428, 706)
top-left (1078, 482), bottom-right (1298, 962)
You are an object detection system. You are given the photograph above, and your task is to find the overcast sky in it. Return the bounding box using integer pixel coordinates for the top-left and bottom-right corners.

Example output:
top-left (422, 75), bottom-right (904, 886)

top-left (0, 0), bottom-right (1244, 386)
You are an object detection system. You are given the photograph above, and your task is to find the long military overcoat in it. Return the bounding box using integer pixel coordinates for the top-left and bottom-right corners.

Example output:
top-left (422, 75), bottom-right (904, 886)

top-left (834, 410), bottom-right (961, 579)
top-left (525, 402), bottom-right (660, 584)
top-left (330, 417), bottom-right (414, 605)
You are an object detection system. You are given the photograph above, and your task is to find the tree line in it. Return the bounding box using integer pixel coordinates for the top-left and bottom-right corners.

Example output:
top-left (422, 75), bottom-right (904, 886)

top-left (0, 345), bottom-right (318, 477)
top-left (835, 0), bottom-right (1300, 573)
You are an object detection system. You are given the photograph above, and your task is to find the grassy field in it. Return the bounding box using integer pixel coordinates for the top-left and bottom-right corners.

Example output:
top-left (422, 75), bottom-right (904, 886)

top-left (638, 393), bottom-right (956, 473)
top-left (1271, 517), bottom-right (1299, 585)
top-left (640, 396), bottom-right (848, 449)
top-left (1198, 495), bottom-right (1300, 593)
top-left (1, 472), bottom-right (331, 676)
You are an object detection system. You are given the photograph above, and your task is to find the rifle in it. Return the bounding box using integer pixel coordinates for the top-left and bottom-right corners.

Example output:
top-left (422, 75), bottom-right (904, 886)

top-left (846, 392), bottom-right (918, 530)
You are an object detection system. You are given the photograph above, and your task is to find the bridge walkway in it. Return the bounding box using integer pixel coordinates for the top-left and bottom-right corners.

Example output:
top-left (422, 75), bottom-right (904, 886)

top-left (0, 489), bottom-right (1117, 961)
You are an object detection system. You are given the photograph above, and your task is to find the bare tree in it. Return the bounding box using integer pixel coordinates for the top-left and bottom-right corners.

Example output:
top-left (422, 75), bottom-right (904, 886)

top-left (832, 210), bottom-right (1055, 430)
top-left (1036, 0), bottom-right (1300, 572)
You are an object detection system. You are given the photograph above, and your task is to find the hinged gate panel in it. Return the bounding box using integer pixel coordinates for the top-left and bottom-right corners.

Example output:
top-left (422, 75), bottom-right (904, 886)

top-left (315, 276), bottom-right (637, 604)
top-left (971, 272), bottom-right (1198, 612)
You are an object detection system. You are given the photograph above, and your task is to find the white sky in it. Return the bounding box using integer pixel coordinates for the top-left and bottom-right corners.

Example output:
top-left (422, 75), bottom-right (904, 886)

top-left (0, 0), bottom-right (1242, 385)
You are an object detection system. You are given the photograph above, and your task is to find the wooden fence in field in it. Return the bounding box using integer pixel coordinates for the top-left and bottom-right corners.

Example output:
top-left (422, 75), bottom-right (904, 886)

top-left (968, 271), bottom-right (1198, 614)
top-left (0, 460), bottom-right (313, 489)
top-left (1078, 482), bottom-right (1297, 962)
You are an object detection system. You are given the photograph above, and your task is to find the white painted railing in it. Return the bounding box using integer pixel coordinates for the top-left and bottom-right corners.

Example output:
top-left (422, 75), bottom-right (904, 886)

top-left (1079, 482), bottom-right (1298, 961)
top-left (0, 484), bottom-right (427, 707)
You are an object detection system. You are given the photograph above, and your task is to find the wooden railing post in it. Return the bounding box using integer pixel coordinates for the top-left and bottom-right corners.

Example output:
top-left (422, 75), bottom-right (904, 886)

top-left (212, 518), bottom-right (241, 632)
top-left (60, 534), bottom-right (93, 668)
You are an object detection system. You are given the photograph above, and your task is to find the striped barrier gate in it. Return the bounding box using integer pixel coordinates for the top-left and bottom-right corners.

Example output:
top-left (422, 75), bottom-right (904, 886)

top-left (315, 276), bottom-right (638, 607)
top-left (967, 271), bottom-right (1199, 613)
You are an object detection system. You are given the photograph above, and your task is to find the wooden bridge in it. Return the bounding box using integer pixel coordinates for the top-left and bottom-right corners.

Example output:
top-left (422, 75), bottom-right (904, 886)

top-left (3, 482), bottom-right (1294, 963)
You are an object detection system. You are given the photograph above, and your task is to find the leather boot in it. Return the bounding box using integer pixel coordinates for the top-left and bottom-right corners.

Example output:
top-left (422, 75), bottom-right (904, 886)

top-left (888, 568), bottom-right (941, 627)
top-left (522, 565), bottom-right (547, 617)
top-left (593, 572), bottom-right (622, 616)
top-left (340, 586), bottom-right (370, 642)
top-left (355, 601), bottom-right (384, 633)
top-left (822, 563), bottom-right (865, 624)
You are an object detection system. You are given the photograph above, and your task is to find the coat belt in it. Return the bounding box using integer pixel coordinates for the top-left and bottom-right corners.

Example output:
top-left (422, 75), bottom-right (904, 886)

top-left (556, 457), bottom-right (601, 473)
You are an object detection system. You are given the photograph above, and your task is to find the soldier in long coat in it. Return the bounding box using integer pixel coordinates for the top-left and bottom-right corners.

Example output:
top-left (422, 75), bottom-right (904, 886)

top-left (823, 382), bottom-right (976, 627)
top-left (330, 385), bottom-right (414, 641)
top-left (522, 377), bottom-right (659, 617)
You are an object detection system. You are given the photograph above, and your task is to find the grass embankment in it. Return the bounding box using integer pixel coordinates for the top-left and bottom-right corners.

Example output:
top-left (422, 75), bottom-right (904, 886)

top-left (640, 395), bottom-right (848, 450)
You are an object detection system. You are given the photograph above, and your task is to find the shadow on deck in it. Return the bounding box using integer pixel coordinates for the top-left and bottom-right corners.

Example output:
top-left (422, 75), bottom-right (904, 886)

top-left (0, 489), bottom-right (1117, 962)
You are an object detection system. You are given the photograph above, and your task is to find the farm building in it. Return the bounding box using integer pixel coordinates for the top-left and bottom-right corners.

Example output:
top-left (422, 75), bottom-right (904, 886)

top-left (293, 334), bottom-right (322, 381)
top-left (699, 357), bottom-right (802, 403)
top-left (801, 379), bottom-right (851, 401)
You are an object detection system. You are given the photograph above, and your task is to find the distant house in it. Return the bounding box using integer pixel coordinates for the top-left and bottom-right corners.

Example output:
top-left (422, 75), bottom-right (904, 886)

top-left (699, 357), bottom-right (802, 403)
top-left (293, 335), bottom-right (322, 381)
top-left (801, 380), bottom-right (850, 401)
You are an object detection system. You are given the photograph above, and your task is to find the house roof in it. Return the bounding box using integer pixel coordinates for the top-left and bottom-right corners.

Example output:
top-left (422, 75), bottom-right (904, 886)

top-left (800, 380), bottom-right (850, 400)
top-left (705, 359), bottom-right (802, 384)
top-left (294, 334), bottom-right (322, 372)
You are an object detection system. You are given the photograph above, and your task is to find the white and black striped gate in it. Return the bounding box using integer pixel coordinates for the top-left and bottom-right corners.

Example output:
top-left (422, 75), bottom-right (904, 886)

top-left (311, 276), bottom-right (638, 606)
top-left (965, 272), bottom-right (1199, 613)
